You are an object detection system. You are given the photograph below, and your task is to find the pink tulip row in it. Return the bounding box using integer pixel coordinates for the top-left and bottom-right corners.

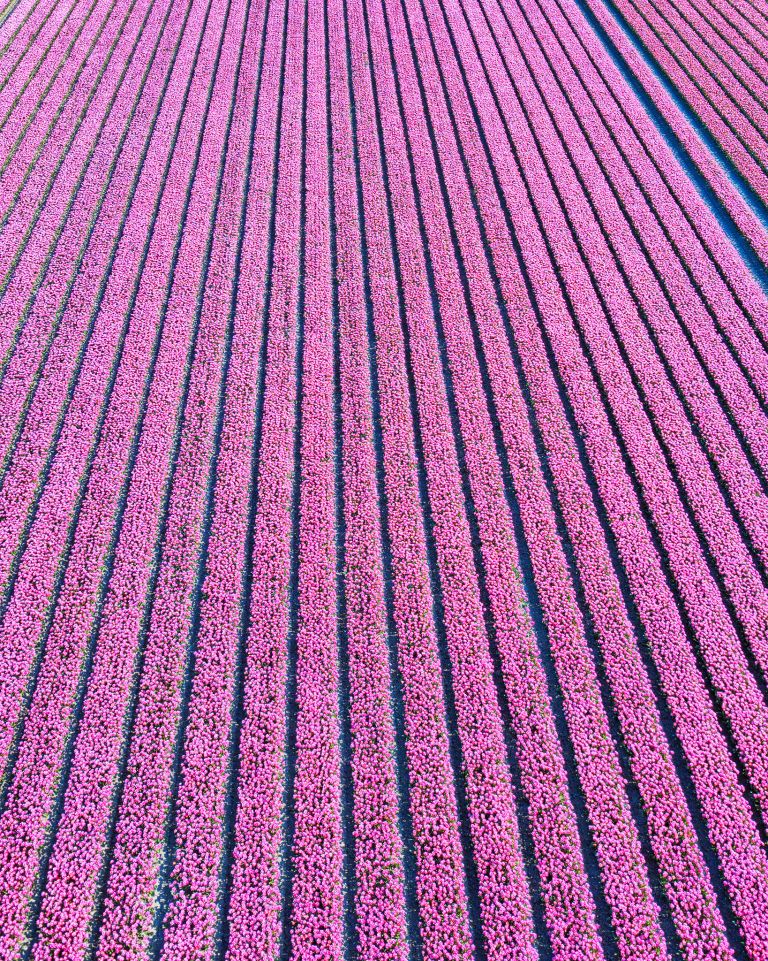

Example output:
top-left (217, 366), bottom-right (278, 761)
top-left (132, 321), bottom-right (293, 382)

top-left (327, 0), bottom-right (413, 948)
top-left (384, 0), bottom-right (744, 944)
top-left (83, 0), bottom-right (261, 952)
top-left (0, 0), bottom-right (201, 726)
top-left (0, 0), bottom-right (72, 66)
top-left (510, 0), bottom-right (768, 697)
top-left (186, 0), bottom-right (291, 953)
top-left (22, 0), bottom-right (248, 953)
top-left (0, 0), bottom-right (170, 479)
top-left (696, 0), bottom-right (768, 65)
top-left (658, 0), bottom-right (768, 101)
top-left (571, 0), bottom-right (768, 270)
top-left (0, 0), bottom-right (143, 232)
top-left (513, 0), bottom-right (768, 458)
top-left (0, 0), bottom-right (47, 60)
top-left (441, 0), bottom-right (768, 826)
top-left (634, 0), bottom-right (768, 146)
top-left (322, 0), bottom-right (477, 956)
top-left (359, 0), bottom-right (677, 957)
top-left (134, 0), bottom-right (277, 954)
top-left (655, 0), bottom-right (768, 182)
top-left (396, 0), bottom-right (744, 946)
top-left (399, 0), bottom-right (768, 951)
top-left (469, 0), bottom-right (768, 706)
top-left (600, 0), bottom-right (768, 201)
top-left (0, 0), bottom-right (73, 101)
top-left (286, 0), bottom-right (347, 952)
top-left (0, 0), bottom-right (145, 229)
top-left (0, 0), bottom-right (88, 144)
top-left (496, 16), bottom-right (765, 597)
top-left (0, 0), bottom-right (118, 188)
top-left (221, 0), bottom-right (358, 952)
top-left (374, 0), bottom-right (744, 954)
top-left (410, 0), bottom-right (768, 942)
top-left (626, 0), bottom-right (768, 163)
top-left (476, 0), bottom-right (768, 691)
top-left (0, 0), bottom-right (163, 430)
top-left (693, 0), bottom-right (768, 65)
top-left (0, 0), bottom-right (232, 952)
top-left (549, 0), bottom-right (768, 360)
top-left (349, 0), bottom-right (563, 953)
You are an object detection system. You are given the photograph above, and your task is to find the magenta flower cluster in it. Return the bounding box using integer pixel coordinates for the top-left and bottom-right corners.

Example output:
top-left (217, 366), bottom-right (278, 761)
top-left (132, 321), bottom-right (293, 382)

top-left (0, 0), bottom-right (766, 954)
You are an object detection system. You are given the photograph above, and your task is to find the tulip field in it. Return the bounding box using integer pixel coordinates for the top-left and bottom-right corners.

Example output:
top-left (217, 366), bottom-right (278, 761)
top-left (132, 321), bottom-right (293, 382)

top-left (1, 0), bottom-right (768, 950)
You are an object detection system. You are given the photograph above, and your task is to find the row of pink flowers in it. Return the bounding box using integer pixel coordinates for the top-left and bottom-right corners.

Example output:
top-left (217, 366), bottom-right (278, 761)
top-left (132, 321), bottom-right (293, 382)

top-left (0, 0), bottom-right (78, 130)
top-left (408, 0), bottom-right (768, 950)
top-left (354, 0), bottom-right (563, 951)
top-left (639, 0), bottom-right (768, 150)
top-left (0, 0), bottom-right (195, 744)
top-left (0, 0), bottom-right (149, 251)
top-left (0, 0), bottom-right (119, 203)
top-left (88, 0), bottom-right (260, 952)
top-left (327, 0), bottom-right (413, 946)
top-left (384, 0), bottom-right (743, 951)
top-left (0, 0), bottom-right (50, 67)
top-left (286, 0), bottom-right (346, 951)
top-left (572, 0), bottom-right (768, 269)
top-left (602, 0), bottom-right (768, 200)
top-left (407, 0), bottom-right (768, 952)
top-left (416, 0), bottom-right (768, 944)
top-left (401, 0), bottom-right (742, 940)
top-left (657, 0), bottom-right (768, 106)
top-left (473, 0), bottom-right (768, 738)
top-left (551, 0), bottom-right (768, 366)
top-left (401, 0), bottom-right (688, 955)
top-left (445, 0), bottom-right (768, 828)
top-left (327, 0), bottom-right (477, 954)
top-left (219, 0), bottom-right (310, 951)
top-left (0, 0), bottom-right (232, 953)
top-left (0, 0), bottom-right (182, 780)
top-left (690, 0), bottom-right (768, 60)
top-left (0, 0), bottom-right (768, 953)
top-left (0, 0), bottom-right (168, 470)
top-left (478, 0), bottom-right (768, 704)
top-left (517, 0), bottom-right (768, 516)
top-left (146, 0), bottom-right (278, 954)
top-left (370, 0), bottom-right (670, 955)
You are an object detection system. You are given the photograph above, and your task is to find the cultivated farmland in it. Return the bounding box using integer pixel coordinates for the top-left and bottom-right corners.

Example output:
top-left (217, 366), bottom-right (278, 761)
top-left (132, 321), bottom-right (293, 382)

top-left (0, 0), bottom-right (767, 954)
